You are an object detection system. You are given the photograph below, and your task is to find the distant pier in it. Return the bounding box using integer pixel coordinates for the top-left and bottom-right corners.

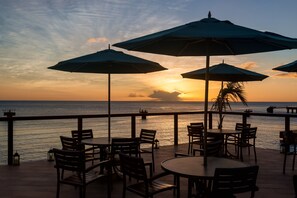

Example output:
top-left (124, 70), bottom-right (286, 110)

top-left (286, 107), bottom-right (297, 113)
top-left (267, 106), bottom-right (297, 113)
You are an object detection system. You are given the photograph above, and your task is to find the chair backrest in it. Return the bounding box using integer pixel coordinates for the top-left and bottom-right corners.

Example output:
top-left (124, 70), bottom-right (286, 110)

top-left (119, 153), bottom-right (147, 181)
top-left (71, 129), bottom-right (93, 142)
top-left (140, 129), bottom-right (156, 144)
top-left (60, 136), bottom-right (81, 151)
top-left (187, 125), bottom-right (204, 136)
top-left (212, 165), bottom-right (259, 196)
top-left (190, 122), bottom-right (204, 129)
top-left (242, 127), bottom-right (257, 140)
top-left (195, 139), bottom-right (223, 157)
top-left (204, 139), bottom-right (223, 157)
top-left (111, 138), bottom-right (140, 159)
top-left (53, 148), bottom-right (85, 172)
top-left (235, 123), bottom-right (251, 131)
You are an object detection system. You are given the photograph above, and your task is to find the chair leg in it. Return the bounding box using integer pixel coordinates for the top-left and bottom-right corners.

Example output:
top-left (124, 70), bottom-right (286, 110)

top-left (253, 145), bottom-right (257, 163)
top-left (283, 145), bottom-right (288, 174)
top-left (293, 145), bottom-right (296, 171)
top-left (56, 182), bottom-right (60, 198)
top-left (152, 151), bottom-right (155, 172)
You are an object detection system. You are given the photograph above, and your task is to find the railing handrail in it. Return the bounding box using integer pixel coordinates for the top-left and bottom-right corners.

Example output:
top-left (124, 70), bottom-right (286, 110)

top-left (1, 110), bottom-right (297, 122)
top-left (1, 110), bottom-right (297, 165)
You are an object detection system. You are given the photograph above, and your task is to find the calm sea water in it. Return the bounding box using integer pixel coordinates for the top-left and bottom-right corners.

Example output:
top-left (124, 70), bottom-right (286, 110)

top-left (0, 100), bottom-right (297, 164)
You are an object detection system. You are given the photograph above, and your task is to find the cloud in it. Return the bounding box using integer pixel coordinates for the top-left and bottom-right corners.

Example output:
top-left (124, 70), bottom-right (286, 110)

top-left (274, 73), bottom-right (297, 78)
top-left (241, 62), bottom-right (257, 70)
top-left (87, 37), bottom-right (109, 44)
top-left (148, 90), bottom-right (181, 101)
top-left (128, 93), bottom-right (145, 97)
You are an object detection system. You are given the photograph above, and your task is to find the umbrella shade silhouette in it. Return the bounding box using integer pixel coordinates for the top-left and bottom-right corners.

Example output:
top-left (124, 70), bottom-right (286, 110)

top-left (181, 62), bottom-right (268, 82)
top-left (114, 12), bottom-right (297, 165)
top-left (48, 47), bottom-right (167, 140)
top-left (273, 60), bottom-right (297, 72)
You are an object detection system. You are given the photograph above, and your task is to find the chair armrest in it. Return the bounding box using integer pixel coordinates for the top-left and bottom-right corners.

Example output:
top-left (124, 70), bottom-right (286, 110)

top-left (174, 152), bottom-right (190, 157)
top-left (149, 171), bottom-right (171, 182)
top-left (85, 159), bottom-right (111, 173)
top-left (193, 148), bottom-right (203, 156)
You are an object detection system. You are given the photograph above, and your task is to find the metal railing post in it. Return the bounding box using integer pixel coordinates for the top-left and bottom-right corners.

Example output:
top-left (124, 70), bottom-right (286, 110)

top-left (208, 112), bottom-right (213, 129)
top-left (4, 110), bottom-right (15, 165)
top-left (78, 117), bottom-right (83, 131)
top-left (174, 114), bottom-right (178, 145)
top-left (131, 116), bottom-right (136, 138)
top-left (285, 116), bottom-right (290, 131)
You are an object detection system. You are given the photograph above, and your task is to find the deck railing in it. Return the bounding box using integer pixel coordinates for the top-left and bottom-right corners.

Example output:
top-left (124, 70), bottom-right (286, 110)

top-left (1, 111), bottom-right (297, 165)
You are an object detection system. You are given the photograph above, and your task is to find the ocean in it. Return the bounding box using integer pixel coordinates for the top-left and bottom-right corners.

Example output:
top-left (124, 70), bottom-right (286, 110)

top-left (0, 100), bottom-right (297, 164)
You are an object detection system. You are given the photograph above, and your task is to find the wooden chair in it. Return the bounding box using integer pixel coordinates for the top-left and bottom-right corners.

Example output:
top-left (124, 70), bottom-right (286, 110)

top-left (71, 129), bottom-right (94, 141)
top-left (193, 139), bottom-right (223, 157)
top-left (187, 125), bottom-right (204, 154)
top-left (60, 136), bottom-right (99, 163)
top-left (226, 123), bottom-right (251, 153)
top-left (119, 153), bottom-right (175, 198)
top-left (53, 148), bottom-right (111, 198)
top-left (110, 138), bottom-right (152, 177)
top-left (238, 127), bottom-right (257, 163)
top-left (71, 129), bottom-right (100, 163)
top-left (282, 131), bottom-right (297, 174)
top-left (210, 165), bottom-right (259, 198)
top-left (139, 129), bottom-right (156, 171)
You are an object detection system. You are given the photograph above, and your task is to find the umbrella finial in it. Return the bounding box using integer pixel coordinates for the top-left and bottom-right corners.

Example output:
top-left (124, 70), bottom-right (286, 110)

top-left (208, 11), bottom-right (212, 18)
top-left (108, 44), bottom-right (111, 49)
top-left (222, 59), bottom-right (224, 64)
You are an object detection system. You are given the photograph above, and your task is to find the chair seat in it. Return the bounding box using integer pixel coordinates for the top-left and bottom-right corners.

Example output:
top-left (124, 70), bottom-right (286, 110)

top-left (61, 170), bottom-right (106, 186)
top-left (127, 180), bottom-right (175, 197)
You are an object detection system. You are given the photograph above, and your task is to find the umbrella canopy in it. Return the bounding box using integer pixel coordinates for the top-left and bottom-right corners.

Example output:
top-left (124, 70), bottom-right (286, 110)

top-left (181, 62), bottom-right (268, 82)
top-left (114, 12), bottom-right (297, 165)
top-left (273, 60), bottom-right (297, 72)
top-left (48, 47), bottom-right (167, 140)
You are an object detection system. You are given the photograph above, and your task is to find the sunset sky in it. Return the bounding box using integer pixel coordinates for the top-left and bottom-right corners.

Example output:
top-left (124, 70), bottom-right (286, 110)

top-left (1, 0), bottom-right (297, 102)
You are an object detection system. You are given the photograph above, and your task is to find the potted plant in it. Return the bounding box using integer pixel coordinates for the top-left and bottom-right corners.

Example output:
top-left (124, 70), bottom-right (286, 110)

top-left (211, 82), bottom-right (247, 129)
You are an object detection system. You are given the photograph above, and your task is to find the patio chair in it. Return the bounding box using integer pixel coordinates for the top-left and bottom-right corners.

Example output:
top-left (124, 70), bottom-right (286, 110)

top-left (139, 129), bottom-right (156, 171)
top-left (187, 125), bottom-right (204, 154)
top-left (119, 153), bottom-right (175, 198)
top-left (60, 136), bottom-right (99, 163)
top-left (237, 127), bottom-right (257, 163)
top-left (209, 165), bottom-right (259, 198)
top-left (226, 123), bottom-right (251, 153)
top-left (282, 131), bottom-right (297, 174)
top-left (71, 129), bottom-right (101, 164)
top-left (109, 138), bottom-right (153, 178)
top-left (53, 148), bottom-right (111, 198)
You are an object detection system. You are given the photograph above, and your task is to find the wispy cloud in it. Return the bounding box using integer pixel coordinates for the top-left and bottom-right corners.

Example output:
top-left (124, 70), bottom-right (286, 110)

top-left (87, 37), bottom-right (109, 44)
top-left (148, 90), bottom-right (181, 101)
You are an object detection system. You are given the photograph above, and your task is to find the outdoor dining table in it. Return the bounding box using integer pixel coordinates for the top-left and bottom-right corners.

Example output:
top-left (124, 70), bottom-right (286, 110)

top-left (81, 137), bottom-right (112, 161)
top-left (207, 128), bottom-right (241, 157)
top-left (161, 156), bottom-right (248, 197)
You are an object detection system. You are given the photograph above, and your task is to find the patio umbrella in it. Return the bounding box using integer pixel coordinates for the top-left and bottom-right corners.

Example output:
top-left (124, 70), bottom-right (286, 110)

top-left (181, 61), bottom-right (268, 82)
top-left (48, 46), bottom-right (167, 141)
top-left (273, 60), bottom-right (297, 72)
top-left (114, 12), bottom-right (297, 165)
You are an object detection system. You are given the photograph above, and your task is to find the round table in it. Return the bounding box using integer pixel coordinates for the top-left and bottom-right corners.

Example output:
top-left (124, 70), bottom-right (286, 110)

top-left (161, 156), bottom-right (247, 179)
top-left (81, 137), bottom-right (112, 147)
top-left (161, 156), bottom-right (247, 197)
top-left (207, 129), bottom-right (241, 157)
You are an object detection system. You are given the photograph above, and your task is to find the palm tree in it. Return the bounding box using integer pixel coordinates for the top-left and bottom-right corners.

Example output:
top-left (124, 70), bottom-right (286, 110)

top-left (211, 82), bottom-right (247, 129)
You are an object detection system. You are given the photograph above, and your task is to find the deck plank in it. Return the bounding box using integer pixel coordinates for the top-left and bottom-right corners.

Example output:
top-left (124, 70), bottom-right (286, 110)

top-left (0, 144), bottom-right (295, 197)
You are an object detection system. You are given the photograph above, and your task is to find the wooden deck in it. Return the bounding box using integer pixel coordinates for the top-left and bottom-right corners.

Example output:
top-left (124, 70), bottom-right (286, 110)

top-left (0, 144), bottom-right (295, 198)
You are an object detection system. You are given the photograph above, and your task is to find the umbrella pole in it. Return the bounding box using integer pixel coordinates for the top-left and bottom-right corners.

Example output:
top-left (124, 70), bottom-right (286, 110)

top-left (203, 54), bottom-right (210, 166)
top-left (108, 73), bottom-right (111, 141)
